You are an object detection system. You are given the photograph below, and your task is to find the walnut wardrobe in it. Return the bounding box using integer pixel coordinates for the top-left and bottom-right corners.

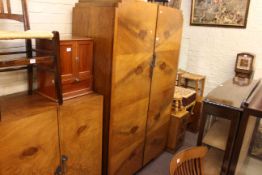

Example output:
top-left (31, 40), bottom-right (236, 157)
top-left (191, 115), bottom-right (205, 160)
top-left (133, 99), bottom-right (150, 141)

top-left (73, 1), bottom-right (183, 175)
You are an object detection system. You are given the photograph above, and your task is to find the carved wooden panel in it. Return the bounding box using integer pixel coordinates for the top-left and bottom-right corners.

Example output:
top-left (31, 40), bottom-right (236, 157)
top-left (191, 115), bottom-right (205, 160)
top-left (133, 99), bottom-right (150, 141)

top-left (143, 6), bottom-right (183, 165)
top-left (108, 2), bottom-right (158, 175)
top-left (59, 94), bottom-right (103, 175)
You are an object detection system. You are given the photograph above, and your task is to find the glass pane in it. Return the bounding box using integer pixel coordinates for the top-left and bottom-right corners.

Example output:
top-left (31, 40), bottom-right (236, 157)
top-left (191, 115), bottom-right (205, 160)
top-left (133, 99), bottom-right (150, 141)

top-left (236, 116), bottom-right (262, 175)
top-left (202, 115), bottom-right (231, 175)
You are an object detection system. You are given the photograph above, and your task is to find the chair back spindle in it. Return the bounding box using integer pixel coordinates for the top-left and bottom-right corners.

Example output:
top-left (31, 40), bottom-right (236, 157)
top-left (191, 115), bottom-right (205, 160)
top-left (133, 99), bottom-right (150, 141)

top-left (7, 0), bottom-right (11, 14)
top-left (0, 0), bottom-right (30, 30)
top-left (0, 0), bottom-right (4, 13)
top-left (170, 146), bottom-right (208, 175)
top-left (0, 0), bottom-right (12, 14)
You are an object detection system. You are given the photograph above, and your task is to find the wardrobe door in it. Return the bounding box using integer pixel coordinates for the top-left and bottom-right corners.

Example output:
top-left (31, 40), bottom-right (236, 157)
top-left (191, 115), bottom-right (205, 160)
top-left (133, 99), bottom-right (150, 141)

top-left (59, 94), bottom-right (103, 175)
top-left (143, 7), bottom-right (183, 165)
top-left (108, 2), bottom-right (158, 175)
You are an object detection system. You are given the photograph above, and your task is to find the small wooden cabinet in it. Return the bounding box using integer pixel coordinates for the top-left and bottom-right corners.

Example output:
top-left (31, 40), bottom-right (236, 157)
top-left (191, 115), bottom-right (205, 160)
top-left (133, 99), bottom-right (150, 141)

top-left (167, 110), bottom-right (189, 152)
top-left (38, 37), bottom-right (93, 100)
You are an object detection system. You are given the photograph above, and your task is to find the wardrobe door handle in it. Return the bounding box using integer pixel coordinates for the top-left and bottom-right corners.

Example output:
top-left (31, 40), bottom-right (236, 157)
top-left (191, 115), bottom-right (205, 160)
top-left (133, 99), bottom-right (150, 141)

top-left (61, 155), bottom-right (68, 174)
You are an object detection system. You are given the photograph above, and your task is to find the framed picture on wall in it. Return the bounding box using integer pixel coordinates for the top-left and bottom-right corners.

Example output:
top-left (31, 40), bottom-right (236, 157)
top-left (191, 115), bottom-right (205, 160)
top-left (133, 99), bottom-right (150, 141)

top-left (190, 0), bottom-right (251, 28)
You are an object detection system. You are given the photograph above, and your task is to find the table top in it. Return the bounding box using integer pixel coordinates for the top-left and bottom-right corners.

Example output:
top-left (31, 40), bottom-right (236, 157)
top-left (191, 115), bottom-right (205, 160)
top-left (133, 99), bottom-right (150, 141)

top-left (205, 79), bottom-right (260, 110)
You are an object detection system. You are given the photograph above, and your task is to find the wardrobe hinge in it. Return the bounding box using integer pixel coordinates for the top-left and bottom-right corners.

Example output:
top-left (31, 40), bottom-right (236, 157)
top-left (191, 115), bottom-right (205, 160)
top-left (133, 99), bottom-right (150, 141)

top-left (150, 53), bottom-right (156, 78)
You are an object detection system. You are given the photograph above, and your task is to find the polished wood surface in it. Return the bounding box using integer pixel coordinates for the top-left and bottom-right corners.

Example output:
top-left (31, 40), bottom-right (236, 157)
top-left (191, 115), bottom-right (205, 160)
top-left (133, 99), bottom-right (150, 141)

top-left (170, 146), bottom-right (208, 175)
top-left (73, 1), bottom-right (183, 174)
top-left (108, 2), bottom-right (158, 175)
top-left (167, 111), bottom-right (189, 152)
top-left (206, 79), bottom-right (259, 109)
top-left (0, 92), bottom-right (57, 122)
top-left (73, 4), bottom-right (116, 173)
top-left (59, 94), bottom-right (103, 175)
top-left (0, 93), bottom-right (60, 175)
top-left (144, 5), bottom-right (183, 165)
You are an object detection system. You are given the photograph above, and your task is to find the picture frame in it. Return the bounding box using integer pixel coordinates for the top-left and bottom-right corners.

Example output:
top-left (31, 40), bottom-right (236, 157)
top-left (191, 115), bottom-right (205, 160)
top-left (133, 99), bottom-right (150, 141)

top-left (235, 53), bottom-right (254, 75)
top-left (190, 0), bottom-right (251, 28)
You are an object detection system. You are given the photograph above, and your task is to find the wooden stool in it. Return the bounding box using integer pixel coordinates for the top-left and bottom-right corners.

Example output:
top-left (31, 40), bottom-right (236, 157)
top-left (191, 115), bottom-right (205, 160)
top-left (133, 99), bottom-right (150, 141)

top-left (177, 70), bottom-right (206, 100)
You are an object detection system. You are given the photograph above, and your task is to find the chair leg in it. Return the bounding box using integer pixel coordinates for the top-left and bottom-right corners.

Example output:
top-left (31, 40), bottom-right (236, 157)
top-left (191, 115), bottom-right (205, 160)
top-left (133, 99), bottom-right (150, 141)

top-left (26, 39), bottom-right (33, 95)
top-left (27, 65), bottom-right (33, 95)
top-left (52, 31), bottom-right (63, 105)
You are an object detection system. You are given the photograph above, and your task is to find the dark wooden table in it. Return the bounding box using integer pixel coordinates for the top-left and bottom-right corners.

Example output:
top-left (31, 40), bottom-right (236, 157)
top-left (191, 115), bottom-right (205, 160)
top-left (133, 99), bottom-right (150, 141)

top-left (197, 78), bottom-right (259, 175)
top-left (229, 80), bottom-right (262, 175)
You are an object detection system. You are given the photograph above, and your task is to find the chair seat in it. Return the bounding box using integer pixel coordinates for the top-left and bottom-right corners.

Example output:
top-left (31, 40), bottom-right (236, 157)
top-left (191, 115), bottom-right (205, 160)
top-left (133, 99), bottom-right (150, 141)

top-left (0, 30), bottom-right (53, 40)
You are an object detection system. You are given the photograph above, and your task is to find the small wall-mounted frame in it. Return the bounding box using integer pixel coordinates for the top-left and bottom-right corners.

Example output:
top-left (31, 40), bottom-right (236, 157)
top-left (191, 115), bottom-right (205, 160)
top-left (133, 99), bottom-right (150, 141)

top-left (190, 0), bottom-right (251, 28)
top-left (235, 53), bottom-right (254, 78)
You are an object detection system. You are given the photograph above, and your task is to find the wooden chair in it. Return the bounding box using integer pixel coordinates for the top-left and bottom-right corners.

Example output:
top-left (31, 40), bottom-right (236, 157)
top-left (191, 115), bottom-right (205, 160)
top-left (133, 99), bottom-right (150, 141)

top-left (0, 0), bottom-right (63, 104)
top-left (170, 146), bottom-right (208, 175)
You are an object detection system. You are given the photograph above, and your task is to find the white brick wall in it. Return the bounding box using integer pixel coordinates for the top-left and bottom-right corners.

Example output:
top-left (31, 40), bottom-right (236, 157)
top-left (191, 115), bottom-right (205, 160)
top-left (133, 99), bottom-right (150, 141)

top-left (179, 0), bottom-right (262, 94)
top-left (0, 0), bottom-right (77, 96)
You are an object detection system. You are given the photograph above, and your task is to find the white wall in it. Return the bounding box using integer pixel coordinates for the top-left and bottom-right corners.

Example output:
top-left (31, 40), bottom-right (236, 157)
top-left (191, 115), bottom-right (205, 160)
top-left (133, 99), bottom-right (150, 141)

top-left (0, 0), bottom-right (77, 95)
top-left (179, 0), bottom-right (262, 94)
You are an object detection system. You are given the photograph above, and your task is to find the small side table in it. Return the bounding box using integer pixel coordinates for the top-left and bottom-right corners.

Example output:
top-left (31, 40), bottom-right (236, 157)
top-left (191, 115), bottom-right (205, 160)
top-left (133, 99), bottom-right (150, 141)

top-left (167, 110), bottom-right (189, 153)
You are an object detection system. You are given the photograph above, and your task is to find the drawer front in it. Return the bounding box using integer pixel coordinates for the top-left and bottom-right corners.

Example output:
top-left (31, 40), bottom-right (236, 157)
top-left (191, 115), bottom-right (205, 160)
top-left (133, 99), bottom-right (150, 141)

top-left (62, 77), bottom-right (93, 99)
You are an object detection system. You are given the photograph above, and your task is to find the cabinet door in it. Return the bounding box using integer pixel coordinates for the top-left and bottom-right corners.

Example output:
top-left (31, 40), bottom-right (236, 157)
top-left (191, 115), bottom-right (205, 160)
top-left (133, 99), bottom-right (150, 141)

top-left (60, 41), bottom-right (77, 84)
top-left (143, 6), bottom-right (183, 165)
top-left (108, 2), bottom-right (158, 175)
top-left (76, 40), bottom-right (93, 82)
top-left (0, 110), bottom-right (60, 175)
top-left (59, 94), bottom-right (103, 175)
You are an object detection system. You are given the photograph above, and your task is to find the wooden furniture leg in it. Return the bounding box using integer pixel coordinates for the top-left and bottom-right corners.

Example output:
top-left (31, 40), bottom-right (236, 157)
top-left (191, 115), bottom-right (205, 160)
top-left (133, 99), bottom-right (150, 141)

top-left (52, 31), bottom-right (63, 105)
